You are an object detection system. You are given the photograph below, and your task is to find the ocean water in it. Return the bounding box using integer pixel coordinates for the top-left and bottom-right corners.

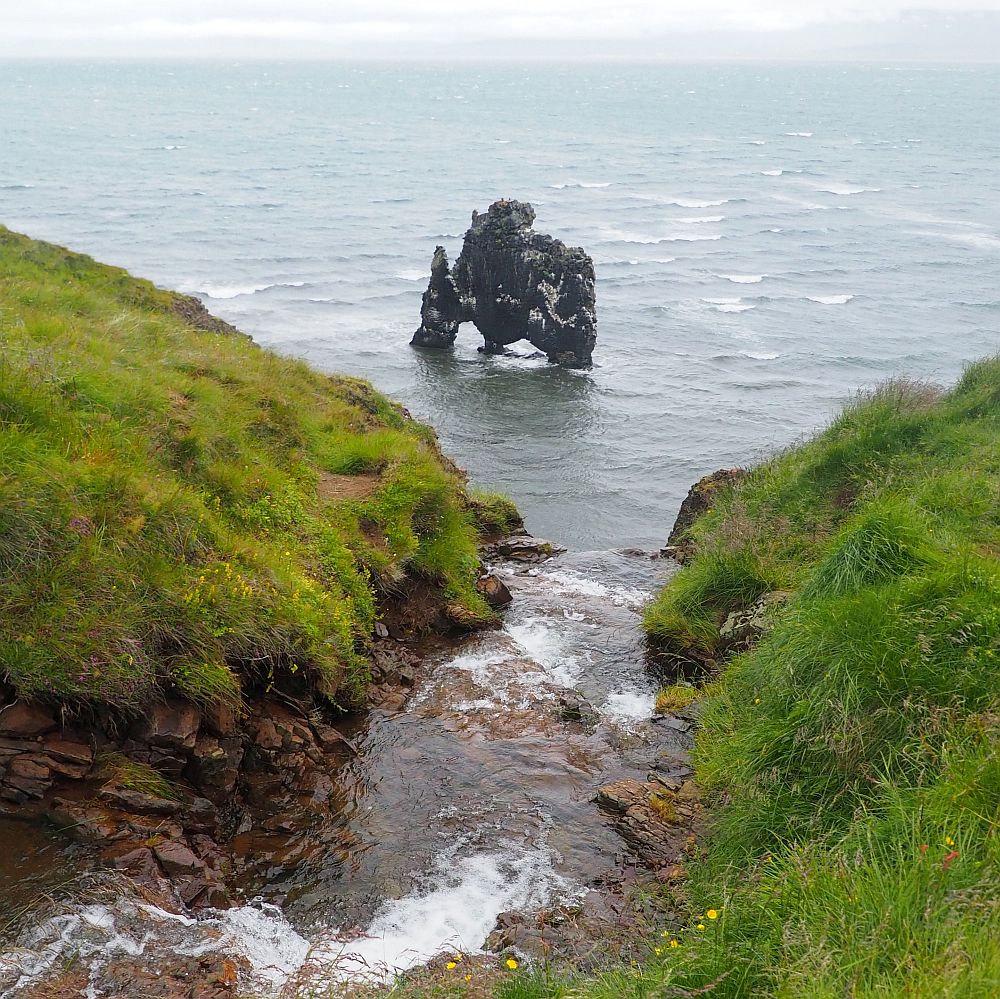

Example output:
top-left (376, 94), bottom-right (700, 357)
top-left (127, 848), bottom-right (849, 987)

top-left (2, 61), bottom-right (998, 549)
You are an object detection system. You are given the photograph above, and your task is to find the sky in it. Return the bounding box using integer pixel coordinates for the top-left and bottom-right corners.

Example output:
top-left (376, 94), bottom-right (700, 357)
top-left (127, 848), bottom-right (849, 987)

top-left (2, 1), bottom-right (1000, 59)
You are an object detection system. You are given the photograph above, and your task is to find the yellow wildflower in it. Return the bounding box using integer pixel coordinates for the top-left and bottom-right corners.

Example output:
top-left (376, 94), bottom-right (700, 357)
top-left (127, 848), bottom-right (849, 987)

top-left (669, 939), bottom-right (679, 948)
top-left (707, 909), bottom-right (719, 920)
top-left (697, 923), bottom-right (706, 930)
top-left (945, 836), bottom-right (955, 847)
top-left (654, 947), bottom-right (662, 955)
top-left (754, 697), bottom-right (761, 704)
top-left (446, 962), bottom-right (457, 970)
top-left (465, 974), bottom-right (472, 982)
top-left (506, 958), bottom-right (518, 970)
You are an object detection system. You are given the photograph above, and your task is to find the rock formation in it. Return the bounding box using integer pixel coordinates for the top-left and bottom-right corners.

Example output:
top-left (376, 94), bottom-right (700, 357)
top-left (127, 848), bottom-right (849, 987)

top-left (411, 199), bottom-right (597, 367)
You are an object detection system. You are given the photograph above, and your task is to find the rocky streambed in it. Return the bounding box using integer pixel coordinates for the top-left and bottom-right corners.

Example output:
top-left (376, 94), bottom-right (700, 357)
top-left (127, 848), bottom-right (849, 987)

top-left (0, 543), bottom-right (703, 998)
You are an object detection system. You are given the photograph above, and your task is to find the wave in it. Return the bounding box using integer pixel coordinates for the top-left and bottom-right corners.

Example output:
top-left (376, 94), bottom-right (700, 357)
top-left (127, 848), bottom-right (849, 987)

top-left (760, 169), bottom-right (784, 176)
top-left (749, 139), bottom-right (767, 145)
top-left (190, 280), bottom-right (306, 300)
top-left (664, 197), bottom-right (728, 208)
top-left (395, 269), bottom-right (427, 281)
top-left (741, 350), bottom-right (782, 360)
top-left (549, 181), bottom-right (612, 189)
top-left (785, 131), bottom-right (814, 137)
top-left (676, 215), bottom-right (724, 223)
top-left (602, 229), bottom-right (722, 244)
top-left (817, 184), bottom-right (881, 196)
top-left (703, 297), bottom-right (756, 313)
top-left (1, 182), bottom-right (34, 189)
top-left (807, 294), bottom-right (854, 305)
top-left (718, 274), bottom-right (765, 284)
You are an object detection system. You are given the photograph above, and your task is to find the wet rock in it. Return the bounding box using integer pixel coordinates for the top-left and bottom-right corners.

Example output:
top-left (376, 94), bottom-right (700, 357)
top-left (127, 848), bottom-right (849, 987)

top-left (494, 535), bottom-right (566, 562)
top-left (719, 590), bottom-right (790, 652)
top-left (374, 621), bottom-right (391, 639)
top-left (153, 839), bottom-right (207, 878)
top-left (557, 692), bottom-right (599, 726)
top-left (133, 700), bottom-right (201, 751)
top-left (186, 735), bottom-right (244, 802)
top-left (595, 778), bottom-right (701, 868)
top-left (411, 200), bottom-right (598, 366)
top-left (0, 702), bottom-right (57, 737)
top-left (40, 738), bottom-right (94, 778)
top-left (477, 571), bottom-right (513, 608)
top-left (108, 845), bottom-right (161, 880)
top-left (662, 467), bottom-right (747, 563)
top-left (47, 799), bottom-right (123, 843)
top-left (312, 722), bottom-right (359, 754)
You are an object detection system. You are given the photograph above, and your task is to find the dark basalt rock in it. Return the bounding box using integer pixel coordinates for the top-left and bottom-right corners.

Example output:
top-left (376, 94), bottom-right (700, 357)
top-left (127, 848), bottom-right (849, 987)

top-left (411, 199), bottom-right (597, 367)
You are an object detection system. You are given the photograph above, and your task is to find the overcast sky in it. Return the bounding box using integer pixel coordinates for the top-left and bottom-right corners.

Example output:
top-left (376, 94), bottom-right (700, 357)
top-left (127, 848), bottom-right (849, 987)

top-left (3, 1), bottom-right (1000, 59)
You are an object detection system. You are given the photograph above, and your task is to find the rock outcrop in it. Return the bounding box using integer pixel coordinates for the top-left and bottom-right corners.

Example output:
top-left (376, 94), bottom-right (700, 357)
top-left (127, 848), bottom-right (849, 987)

top-left (660, 467), bottom-right (747, 563)
top-left (411, 200), bottom-right (597, 367)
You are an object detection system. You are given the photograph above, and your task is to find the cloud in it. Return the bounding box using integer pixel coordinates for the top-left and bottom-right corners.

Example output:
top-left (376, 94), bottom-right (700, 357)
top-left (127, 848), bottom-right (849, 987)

top-left (2, 1), bottom-right (1000, 56)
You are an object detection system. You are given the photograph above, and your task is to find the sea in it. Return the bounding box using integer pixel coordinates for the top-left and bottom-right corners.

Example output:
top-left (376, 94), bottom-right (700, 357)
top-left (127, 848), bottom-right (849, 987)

top-left (2, 60), bottom-right (999, 548)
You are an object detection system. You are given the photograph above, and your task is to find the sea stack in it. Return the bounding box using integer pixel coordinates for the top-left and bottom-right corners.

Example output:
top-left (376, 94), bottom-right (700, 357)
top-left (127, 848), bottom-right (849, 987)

top-left (411, 199), bottom-right (597, 367)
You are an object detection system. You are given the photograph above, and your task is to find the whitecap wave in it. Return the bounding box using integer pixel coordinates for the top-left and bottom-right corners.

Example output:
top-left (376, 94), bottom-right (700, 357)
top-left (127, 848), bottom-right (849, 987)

top-left (817, 184), bottom-right (881, 196)
top-left (676, 215), bottom-right (724, 223)
top-left (703, 297), bottom-right (756, 313)
top-left (741, 350), bottom-right (782, 360)
top-left (718, 274), bottom-right (765, 284)
top-left (187, 280), bottom-right (306, 300)
top-left (664, 197), bottom-right (728, 208)
top-left (549, 181), bottom-right (611, 189)
top-left (785, 131), bottom-right (814, 137)
top-left (395, 269), bottom-right (427, 281)
top-left (760, 169), bottom-right (784, 176)
top-left (807, 294), bottom-right (854, 305)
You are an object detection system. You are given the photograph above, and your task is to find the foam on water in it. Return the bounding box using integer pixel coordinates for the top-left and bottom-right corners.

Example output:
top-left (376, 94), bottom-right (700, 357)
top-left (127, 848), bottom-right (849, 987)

top-left (677, 215), bottom-right (724, 223)
top-left (504, 616), bottom-right (581, 688)
top-left (0, 898), bottom-right (309, 996)
top-left (719, 273), bottom-right (765, 284)
top-left (602, 690), bottom-right (656, 724)
top-left (531, 567), bottom-right (650, 609)
top-left (309, 843), bottom-right (570, 982)
top-left (817, 184), bottom-right (881, 196)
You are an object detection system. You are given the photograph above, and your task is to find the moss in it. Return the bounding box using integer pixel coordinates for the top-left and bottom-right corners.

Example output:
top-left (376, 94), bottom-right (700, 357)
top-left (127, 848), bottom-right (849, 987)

top-left (0, 227), bottom-right (491, 712)
top-left (654, 684), bottom-right (698, 713)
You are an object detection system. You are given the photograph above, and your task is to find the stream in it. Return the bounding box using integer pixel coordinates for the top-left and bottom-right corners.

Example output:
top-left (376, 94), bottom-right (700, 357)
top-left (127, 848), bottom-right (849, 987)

top-left (0, 548), bottom-right (684, 996)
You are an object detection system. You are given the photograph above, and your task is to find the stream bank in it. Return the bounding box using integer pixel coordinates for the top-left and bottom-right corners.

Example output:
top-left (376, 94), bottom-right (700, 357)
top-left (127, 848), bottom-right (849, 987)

top-left (1, 542), bottom-right (704, 998)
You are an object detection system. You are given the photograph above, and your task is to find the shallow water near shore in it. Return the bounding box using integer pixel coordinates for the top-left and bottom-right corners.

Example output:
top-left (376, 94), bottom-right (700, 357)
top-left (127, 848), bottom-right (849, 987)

top-left (0, 551), bottom-right (683, 994)
top-left (3, 61), bottom-right (999, 548)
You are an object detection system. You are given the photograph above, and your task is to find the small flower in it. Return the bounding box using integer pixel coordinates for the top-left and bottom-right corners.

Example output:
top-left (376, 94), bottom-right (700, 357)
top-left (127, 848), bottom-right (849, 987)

top-left (446, 962), bottom-right (457, 970)
top-left (754, 697), bottom-right (761, 704)
top-left (660, 930), bottom-right (669, 938)
top-left (696, 923), bottom-right (706, 930)
top-left (707, 909), bottom-right (719, 920)
top-left (654, 947), bottom-right (663, 955)
top-left (505, 958), bottom-right (519, 970)
top-left (945, 836), bottom-right (955, 847)
top-left (669, 939), bottom-right (680, 948)
top-left (464, 974), bottom-right (473, 982)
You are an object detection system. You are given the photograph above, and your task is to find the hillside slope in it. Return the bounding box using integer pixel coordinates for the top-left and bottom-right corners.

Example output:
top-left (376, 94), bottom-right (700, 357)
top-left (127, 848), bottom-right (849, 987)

top-left (0, 227), bottom-right (495, 716)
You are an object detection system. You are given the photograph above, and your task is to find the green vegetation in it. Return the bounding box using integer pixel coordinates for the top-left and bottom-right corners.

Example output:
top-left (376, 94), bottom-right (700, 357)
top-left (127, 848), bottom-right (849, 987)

top-left (96, 752), bottom-right (178, 800)
top-left (0, 228), bottom-right (495, 712)
top-left (469, 489), bottom-right (524, 539)
top-left (511, 364), bottom-right (1000, 995)
top-left (654, 682), bottom-right (698, 713)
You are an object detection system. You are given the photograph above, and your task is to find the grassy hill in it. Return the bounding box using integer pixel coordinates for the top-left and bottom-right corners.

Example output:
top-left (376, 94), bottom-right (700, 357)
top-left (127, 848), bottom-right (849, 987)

top-left (0, 227), bottom-right (498, 715)
top-left (519, 364), bottom-right (1000, 996)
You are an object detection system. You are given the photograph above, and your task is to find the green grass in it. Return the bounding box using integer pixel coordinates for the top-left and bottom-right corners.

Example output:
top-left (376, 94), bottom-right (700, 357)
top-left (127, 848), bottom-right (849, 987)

top-left (508, 363), bottom-right (1000, 997)
top-left (0, 227), bottom-right (497, 713)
